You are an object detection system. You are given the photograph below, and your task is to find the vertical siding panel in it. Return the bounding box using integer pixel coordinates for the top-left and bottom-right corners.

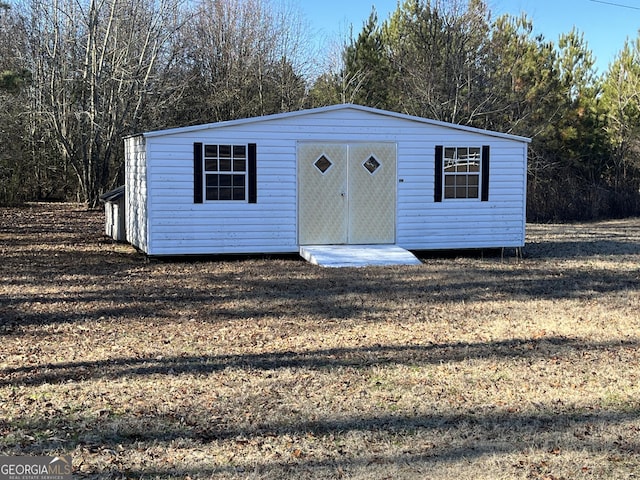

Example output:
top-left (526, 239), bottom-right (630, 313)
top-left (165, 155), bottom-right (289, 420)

top-left (125, 135), bottom-right (148, 253)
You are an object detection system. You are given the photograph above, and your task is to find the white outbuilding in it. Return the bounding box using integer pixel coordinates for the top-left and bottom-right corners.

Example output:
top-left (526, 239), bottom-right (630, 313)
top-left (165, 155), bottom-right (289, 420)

top-left (121, 104), bottom-right (530, 262)
top-left (100, 185), bottom-right (126, 242)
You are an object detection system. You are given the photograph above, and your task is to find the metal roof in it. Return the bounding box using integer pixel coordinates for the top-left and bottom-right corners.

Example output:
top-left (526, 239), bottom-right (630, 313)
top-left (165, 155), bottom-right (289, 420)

top-left (99, 185), bottom-right (125, 202)
top-left (137, 103), bottom-right (531, 143)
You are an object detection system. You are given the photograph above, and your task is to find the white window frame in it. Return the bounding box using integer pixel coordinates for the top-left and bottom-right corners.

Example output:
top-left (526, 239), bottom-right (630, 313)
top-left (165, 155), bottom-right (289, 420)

top-left (443, 146), bottom-right (481, 200)
top-left (203, 144), bottom-right (248, 202)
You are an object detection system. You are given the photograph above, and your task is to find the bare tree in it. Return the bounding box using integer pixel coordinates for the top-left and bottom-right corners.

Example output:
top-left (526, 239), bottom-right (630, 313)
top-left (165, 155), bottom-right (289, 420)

top-left (20, 0), bottom-right (185, 207)
top-left (172, 0), bottom-right (309, 125)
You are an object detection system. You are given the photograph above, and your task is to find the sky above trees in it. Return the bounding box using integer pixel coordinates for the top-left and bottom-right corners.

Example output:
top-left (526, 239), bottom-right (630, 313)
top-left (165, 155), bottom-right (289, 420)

top-left (301, 0), bottom-right (640, 75)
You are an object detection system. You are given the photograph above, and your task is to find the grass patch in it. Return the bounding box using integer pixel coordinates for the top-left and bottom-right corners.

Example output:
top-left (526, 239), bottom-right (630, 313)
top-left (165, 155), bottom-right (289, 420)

top-left (1, 204), bottom-right (639, 478)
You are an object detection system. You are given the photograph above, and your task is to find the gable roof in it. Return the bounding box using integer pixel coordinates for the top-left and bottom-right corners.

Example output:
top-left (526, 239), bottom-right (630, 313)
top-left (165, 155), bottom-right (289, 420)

top-left (99, 185), bottom-right (125, 202)
top-left (140, 103), bottom-right (531, 143)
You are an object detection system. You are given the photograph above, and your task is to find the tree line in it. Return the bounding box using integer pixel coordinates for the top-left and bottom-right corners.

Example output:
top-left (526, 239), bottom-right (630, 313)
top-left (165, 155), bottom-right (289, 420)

top-left (1, 0), bottom-right (639, 220)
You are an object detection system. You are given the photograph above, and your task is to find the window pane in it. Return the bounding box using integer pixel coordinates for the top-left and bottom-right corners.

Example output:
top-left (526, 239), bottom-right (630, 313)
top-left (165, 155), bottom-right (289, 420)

top-left (444, 186), bottom-right (455, 198)
top-left (456, 186), bottom-right (467, 198)
top-left (233, 145), bottom-right (246, 158)
top-left (363, 156), bottom-right (381, 174)
top-left (458, 147), bottom-right (468, 160)
top-left (206, 174), bottom-right (219, 187)
top-left (219, 145), bottom-right (231, 158)
top-left (456, 159), bottom-right (468, 173)
top-left (315, 155), bottom-right (332, 173)
top-left (468, 175), bottom-right (479, 187)
top-left (233, 187), bottom-right (245, 200)
top-left (233, 159), bottom-right (246, 171)
top-left (468, 148), bottom-right (480, 171)
top-left (219, 187), bottom-right (232, 200)
top-left (205, 159), bottom-right (218, 171)
top-left (444, 147), bottom-right (456, 160)
top-left (232, 174), bottom-right (245, 187)
top-left (204, 145), bottom-right (217, 157)
top-left (444, 160), bottom-right (456, 172)
top-left (219, 175), bottom-right (232, 186)
top-left (205, 187), bottom-right (218, 201)
top-left (468, 186), bottom-right (479, 198)
top-left (444, 175), bottom-right (455, 186)
top-left (456, 175), bottom-right (468, 187)
top-left (219, 159), bottom-right (231, 171)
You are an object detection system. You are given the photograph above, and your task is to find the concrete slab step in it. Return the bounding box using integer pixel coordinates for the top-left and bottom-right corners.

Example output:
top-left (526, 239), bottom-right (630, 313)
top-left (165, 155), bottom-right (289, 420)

top-left (299, 245), bottom-right (422, 268)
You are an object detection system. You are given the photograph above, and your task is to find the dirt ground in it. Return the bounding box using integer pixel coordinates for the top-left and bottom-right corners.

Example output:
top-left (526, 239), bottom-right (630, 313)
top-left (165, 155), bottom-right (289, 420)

top-left (1, 203), bottom-right (639, 479)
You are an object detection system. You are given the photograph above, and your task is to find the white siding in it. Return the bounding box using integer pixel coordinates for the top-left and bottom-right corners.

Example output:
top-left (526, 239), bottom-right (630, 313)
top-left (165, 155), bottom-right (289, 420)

top-left (132, 106), bottom-right (528, 255)
top-left (396, 139), bottom-right (528, 250)
top-left (145, 134), bottom-right (298, 255)
top-left (104, 201), bottom-right (125, 241)
top-left (125, 135), bottom-right (148, 252)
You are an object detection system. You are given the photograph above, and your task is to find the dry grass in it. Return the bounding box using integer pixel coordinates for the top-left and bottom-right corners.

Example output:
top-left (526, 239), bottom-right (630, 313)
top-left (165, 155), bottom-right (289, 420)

top-left (1, 204), bottom-right (639, 479)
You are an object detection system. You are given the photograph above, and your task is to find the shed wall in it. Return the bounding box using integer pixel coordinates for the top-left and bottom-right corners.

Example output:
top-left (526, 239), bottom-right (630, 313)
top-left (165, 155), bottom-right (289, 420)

top-left (125, 135), bottom-right (148, 252)
top-left (104, 200), bottom-right (126, 242)
top-left (140, 108), bottom-right (527, 255)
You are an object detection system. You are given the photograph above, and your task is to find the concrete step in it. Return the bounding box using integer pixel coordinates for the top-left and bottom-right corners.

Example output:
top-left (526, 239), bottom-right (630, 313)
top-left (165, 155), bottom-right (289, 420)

top-left (299, 244), bottom-right (422, 268)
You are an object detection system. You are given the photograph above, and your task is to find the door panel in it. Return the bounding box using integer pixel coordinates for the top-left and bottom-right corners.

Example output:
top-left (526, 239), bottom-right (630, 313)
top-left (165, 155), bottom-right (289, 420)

top-left (348, 144), bottom-right (396, 244)
top-left (298, 143), bottom-right (348, 245)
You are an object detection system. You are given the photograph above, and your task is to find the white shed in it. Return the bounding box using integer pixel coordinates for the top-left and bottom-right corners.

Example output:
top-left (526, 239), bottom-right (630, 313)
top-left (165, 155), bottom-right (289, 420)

top-left (100, 185), bottom-right (126, 242)
top-left (123, 104), bottom-right (530, 257)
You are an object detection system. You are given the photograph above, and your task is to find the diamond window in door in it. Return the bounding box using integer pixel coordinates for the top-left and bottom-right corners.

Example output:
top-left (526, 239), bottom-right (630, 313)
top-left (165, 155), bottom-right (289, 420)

top-left (314, 155), bottom-right (333, 174)
top-left (363, 155), bottom-right (381, 174)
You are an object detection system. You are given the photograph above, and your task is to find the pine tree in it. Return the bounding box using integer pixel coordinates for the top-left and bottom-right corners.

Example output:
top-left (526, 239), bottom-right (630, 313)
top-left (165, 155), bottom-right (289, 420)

top-left (601, 37), bottom-right (640, 192)
top-left (342, 8), bottom-right (394, 108)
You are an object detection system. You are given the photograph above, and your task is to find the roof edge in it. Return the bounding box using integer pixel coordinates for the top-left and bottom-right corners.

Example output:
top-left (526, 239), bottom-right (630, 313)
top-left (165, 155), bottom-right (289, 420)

top-left (99, 185), bottom-right (125, 202)
top-left (139, 104), bottom-right (531, 143)
top-left (347, 104), bottom-right (532, 143)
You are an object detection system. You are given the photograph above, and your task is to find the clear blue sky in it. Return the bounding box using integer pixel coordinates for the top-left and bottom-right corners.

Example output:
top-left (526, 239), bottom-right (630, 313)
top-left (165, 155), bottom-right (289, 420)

top-left (299, 0), bottom-right (640, 75)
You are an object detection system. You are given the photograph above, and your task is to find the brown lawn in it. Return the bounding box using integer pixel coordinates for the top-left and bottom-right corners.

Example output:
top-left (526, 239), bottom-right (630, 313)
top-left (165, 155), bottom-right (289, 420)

top-left (1, 203), bottom-right (639, 479)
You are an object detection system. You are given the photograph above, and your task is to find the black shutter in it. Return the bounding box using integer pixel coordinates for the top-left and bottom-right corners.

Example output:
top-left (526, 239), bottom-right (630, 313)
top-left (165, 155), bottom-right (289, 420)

top-left (248, 143), bottom-right (257, 204)
top-left (194, 142), bottom-right (203, 204)
top-left (481, 145), bottom-right (490, 202)
top-left (434, 145), bottom-right (443, 203)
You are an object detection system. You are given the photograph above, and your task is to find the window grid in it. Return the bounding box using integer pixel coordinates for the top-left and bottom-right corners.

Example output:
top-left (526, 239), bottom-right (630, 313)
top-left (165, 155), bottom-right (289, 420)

top-left (204, 144), bottom-right (247, 201)
top-left (443, 147), bottom-right (481, 199)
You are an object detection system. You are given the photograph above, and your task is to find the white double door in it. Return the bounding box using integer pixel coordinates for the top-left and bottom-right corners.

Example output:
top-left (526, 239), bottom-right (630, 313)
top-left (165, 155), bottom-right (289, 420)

top-left (298, 142), bottom-right (396, 245)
